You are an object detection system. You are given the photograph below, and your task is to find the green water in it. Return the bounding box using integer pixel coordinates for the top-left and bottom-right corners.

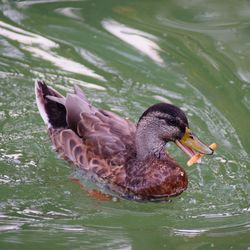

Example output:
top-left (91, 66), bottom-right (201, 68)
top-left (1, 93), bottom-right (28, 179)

top-left (0, 0), bottom-right (249, 249)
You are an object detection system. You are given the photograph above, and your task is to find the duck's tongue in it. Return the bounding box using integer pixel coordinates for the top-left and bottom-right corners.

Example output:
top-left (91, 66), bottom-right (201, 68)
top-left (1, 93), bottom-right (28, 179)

top-left (175, 140), bottom-right (196, 158)
top-left (175, 140), bottom-right (202, 163)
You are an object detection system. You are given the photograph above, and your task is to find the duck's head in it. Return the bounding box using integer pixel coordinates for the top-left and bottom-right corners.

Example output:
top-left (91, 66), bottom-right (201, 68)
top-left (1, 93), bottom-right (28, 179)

top-left (136, 103), bottom-right (213, 161)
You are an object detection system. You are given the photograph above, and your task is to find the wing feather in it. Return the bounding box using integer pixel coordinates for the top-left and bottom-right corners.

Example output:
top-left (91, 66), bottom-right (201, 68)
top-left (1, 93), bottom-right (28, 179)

top-left (77, 109), bottom-right (136, 162)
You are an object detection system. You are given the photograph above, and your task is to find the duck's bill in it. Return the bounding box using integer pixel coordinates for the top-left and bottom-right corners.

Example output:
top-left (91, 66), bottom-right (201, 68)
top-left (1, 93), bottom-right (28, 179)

top-left (175, 127), bottom-right (213, 159)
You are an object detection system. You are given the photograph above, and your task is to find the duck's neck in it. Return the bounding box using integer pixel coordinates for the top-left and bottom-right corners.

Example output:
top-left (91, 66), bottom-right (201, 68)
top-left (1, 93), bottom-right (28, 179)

top-left (135, 119), bottom-right (166, 161)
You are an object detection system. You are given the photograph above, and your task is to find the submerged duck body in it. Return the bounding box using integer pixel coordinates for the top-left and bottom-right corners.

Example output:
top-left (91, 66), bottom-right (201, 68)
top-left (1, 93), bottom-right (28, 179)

top-left (35, 81), bottom-right (213, 201)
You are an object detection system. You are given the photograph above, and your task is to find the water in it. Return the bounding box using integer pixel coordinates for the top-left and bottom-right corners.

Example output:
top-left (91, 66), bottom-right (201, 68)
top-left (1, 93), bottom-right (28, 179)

top-left (0, 0), bottom-right (249, 249)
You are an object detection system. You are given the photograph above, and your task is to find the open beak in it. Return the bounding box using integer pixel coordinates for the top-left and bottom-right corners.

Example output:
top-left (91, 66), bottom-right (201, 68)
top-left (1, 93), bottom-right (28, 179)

top-left (175, 127), bottom-right (214, 160)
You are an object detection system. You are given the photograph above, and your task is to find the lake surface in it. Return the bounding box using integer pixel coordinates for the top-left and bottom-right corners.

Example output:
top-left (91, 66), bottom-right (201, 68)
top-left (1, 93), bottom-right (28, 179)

top-left (0, 0), bottom-right (249, 249)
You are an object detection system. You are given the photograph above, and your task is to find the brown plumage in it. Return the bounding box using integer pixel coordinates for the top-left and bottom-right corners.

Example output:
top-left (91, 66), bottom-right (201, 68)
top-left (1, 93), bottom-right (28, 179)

top-left (35, 80), bottom-right (213, 201)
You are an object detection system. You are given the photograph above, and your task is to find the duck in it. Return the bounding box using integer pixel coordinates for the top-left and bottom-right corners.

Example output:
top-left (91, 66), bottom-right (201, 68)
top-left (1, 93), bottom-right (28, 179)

top-left (35, 80), bottom-right (213, 201)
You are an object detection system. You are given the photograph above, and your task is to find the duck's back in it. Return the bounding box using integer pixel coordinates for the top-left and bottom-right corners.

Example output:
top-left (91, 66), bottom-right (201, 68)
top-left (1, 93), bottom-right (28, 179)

top-left (35, 81), bottom-right (136, 189)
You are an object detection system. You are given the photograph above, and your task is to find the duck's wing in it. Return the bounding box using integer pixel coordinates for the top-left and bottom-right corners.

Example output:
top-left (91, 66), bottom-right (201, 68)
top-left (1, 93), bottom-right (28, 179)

top-left (77, 109), bottom-right (136, 164)
top-left (35, 81), bottom-right (136, 168)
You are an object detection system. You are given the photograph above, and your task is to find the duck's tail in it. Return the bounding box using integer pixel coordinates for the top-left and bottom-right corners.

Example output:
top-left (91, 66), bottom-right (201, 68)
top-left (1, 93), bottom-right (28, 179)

top-left (35, 80), bottom-right (67, 129)
top-left (35, 80), bottom-right (96, 132)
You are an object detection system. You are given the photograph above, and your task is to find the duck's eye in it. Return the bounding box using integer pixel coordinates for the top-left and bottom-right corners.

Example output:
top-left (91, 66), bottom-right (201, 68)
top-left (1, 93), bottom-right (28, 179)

top-left (156, 116), bottom-right (178, 127)
top-left (167, 119), bottom-right (178, 127)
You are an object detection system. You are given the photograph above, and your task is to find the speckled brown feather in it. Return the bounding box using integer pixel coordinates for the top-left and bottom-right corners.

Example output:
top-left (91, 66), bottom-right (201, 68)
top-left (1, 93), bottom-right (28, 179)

top-left (35, 81), bottom-right (188, 201)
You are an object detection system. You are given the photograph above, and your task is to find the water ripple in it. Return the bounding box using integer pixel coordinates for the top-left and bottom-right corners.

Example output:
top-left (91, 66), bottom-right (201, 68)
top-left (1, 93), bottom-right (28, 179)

top-left (0, 0), bottom-right (249, 248)
top-left (102, 19), bottom-right (164, 65)
top-left (0, 20), bottom-right (105, 80)
top-left (55, 7), bottom-right (83, 21)
top-left (17, 0), bottom-right (80, 8)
